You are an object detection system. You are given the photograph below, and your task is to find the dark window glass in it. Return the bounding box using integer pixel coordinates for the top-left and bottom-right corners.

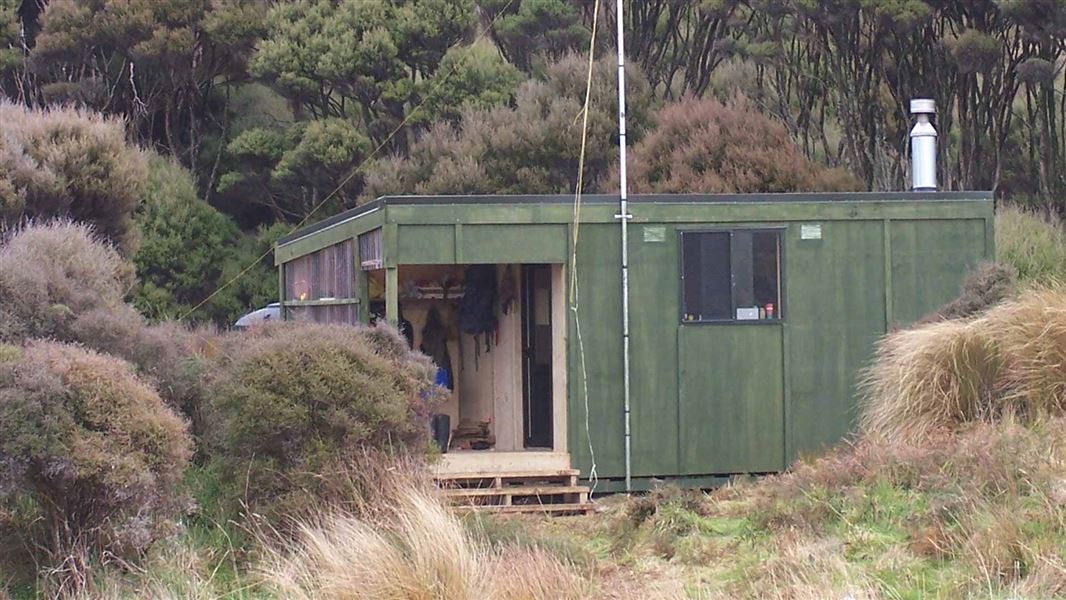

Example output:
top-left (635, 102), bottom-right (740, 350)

top-left (682, 231), bottom-right (731, 320)
top-left (681, 230), bottom-right (782, 322)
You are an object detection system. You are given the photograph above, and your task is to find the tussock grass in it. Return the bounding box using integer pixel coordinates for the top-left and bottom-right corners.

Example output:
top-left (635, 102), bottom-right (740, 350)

top-left (863, 285), bottom-right (1066, 440)
top-left (258, 486), bottom-right (588, 600)
top-left (861, 319), bottom-right (1007, 441)
top-left (987, 287), bottom-right (1066, 417)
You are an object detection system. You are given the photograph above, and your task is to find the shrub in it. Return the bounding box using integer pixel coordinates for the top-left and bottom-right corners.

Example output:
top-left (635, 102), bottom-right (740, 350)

top-left (0, 102), bottom-right (149, 252)
top-left (0, 221), bottom-right (210, 424)
top-left (0, 221), bottom-right (131, 343)
top-left (618, 96), bottom-right (864, 194)
top-left (69, 305), bottom-right (210, 430)
top-left (995, 204), bottom-right (1066, 286)
top-left (132, 155), bottom-right (239, 322)
top-left (0, 341), bottom-right (192, 592)
top-left (930, 261), bottom-right (1017, 321)
top-left (205, 322), bottom-right (442, 520)
top-left (362, 55), bottom-right (654, 198)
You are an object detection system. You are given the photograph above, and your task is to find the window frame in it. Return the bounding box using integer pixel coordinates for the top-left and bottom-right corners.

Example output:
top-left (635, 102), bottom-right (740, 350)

top-left (280, 238), bottom-right (362, 325)
top-left (678, 227), bottom-right (786, 325)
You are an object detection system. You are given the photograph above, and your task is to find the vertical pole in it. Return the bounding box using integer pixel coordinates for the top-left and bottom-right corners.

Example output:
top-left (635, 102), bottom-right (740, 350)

top-left (278, 262), bottom-right (287, 321)
top-left (354, 239), bottom-right (369, 324)
top-left (615, 0), bottom-right (633, 492)
top-left (385, 266), bottom-right (399, 325)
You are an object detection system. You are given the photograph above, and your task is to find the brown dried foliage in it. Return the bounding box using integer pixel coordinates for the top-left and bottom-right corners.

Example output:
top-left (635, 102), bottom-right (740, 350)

top-left (619, 96), bottom-right (863, 194)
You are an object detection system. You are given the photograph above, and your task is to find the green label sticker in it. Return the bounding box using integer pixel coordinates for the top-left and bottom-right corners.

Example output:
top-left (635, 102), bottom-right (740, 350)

top-left (800, 223), bottom-right (823, 240)
top-left (644, 226), bottom-right (666, 243)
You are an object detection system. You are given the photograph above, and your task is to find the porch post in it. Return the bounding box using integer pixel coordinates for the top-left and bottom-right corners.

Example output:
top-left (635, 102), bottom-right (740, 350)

top-left (277, 262), bottom-right (286, 321)
top-left (385, 266), bottom-right (398, 325)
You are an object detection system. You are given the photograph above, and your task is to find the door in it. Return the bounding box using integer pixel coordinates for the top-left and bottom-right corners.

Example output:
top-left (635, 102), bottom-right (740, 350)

top-left (678, 325), bottom-right (786, 474)
top-left (521, 265), bottom-right (554, 448)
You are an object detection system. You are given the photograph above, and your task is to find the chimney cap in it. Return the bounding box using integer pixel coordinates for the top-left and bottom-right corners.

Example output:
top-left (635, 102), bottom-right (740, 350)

top-left (910, 98), bottom-right (936, 115)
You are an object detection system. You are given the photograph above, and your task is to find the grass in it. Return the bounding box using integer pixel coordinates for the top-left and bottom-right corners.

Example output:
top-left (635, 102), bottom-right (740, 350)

top-left (520, 419), bottom-right (1066, 598)
top-left (996, 204), bottom-right (1066, 286)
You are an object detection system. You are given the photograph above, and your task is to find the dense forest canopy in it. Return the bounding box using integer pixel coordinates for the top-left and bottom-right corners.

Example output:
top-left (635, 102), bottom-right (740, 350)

top-left (2, 0), bottom-right (1064, 323)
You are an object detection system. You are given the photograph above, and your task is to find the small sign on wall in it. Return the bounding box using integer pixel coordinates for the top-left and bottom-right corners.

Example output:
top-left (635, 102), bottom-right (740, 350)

top-left (800, 223), bottom-right (823, 240)
top-left (643, 226), bottom-right (666, 243)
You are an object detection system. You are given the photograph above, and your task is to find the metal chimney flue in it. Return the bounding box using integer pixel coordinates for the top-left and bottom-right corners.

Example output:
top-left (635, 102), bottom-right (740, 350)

top-left (910, 99), bottom-right (937, 191)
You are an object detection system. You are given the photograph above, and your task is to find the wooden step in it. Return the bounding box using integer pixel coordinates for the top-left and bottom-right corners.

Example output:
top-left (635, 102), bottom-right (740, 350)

top-left (441, 485), bottom-right (589, 508)
top-left (436, 469), bottom-right (579, 489)
top-left (455, 502), bottom-right (595, 515)
top-left (433, 468), bottom-right (593, 514)
top-left (441, 485), bottom-right (588, 498)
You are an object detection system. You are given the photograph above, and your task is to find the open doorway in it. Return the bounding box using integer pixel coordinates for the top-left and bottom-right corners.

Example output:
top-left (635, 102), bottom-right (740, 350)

top-left (364, 263), bottom-right (567, 459)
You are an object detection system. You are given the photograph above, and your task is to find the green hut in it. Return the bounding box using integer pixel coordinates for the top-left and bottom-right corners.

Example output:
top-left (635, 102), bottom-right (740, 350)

top-left (274, 192), bottom-right (993, 490)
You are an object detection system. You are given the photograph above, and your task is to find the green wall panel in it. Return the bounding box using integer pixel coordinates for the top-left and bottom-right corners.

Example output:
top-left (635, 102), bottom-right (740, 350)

top-left (568, 225), bottom-right (625, 479)
top-left (397, 225), bottom-right (455, 263)
top-left (786, 221), bottom-right (886, 460)
top-left (460, 224), bottom-right (567, 263)
top-left (890, 219), bottom-right (986, 325)
top-left (628, 225), bottom-right (681, 476)
top-left (678, 325), bottom-right (785, 474)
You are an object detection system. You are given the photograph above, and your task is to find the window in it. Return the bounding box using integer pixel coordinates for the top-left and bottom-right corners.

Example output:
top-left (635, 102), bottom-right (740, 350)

top-left (283, 239), bottom-right (359, 325)
top-left (681, 229), bottom-right (783, 323)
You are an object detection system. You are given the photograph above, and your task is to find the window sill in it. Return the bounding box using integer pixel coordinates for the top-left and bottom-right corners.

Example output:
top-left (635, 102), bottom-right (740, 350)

top-left (282, 298), bottom-right (361, 307)
top-left (679, 319), bottom-right (784, 326)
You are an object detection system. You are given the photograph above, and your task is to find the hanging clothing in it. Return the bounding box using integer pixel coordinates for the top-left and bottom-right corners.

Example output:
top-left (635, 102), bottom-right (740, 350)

top-left (420, 307), bottom-right (454, 391)
top-left (499, 265), bottom-right (517, 315)
top-left (458, 264), bottom-right (498, 367)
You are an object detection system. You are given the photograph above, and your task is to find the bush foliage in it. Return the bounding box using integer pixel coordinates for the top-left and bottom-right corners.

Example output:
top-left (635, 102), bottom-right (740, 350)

top-left (0, 221), bottom-right (132, 343)
top-left (362, 55), bottom-right (654, 198)
top-left (205, 323), bottom-right (442, 520)
top-left (0, 221), bottom-right (210, 425)
top-left (929, 261), bottom-right (1017, 322)
top-left (0, 102), bottom-right (149, 252)
top-left (620, 97), bottom-right (863, 194)
top-left (0, 342), bottom-right (192, 577)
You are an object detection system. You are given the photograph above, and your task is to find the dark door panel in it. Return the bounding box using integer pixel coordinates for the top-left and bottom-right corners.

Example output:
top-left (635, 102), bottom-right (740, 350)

top-left (522, 265), bottom-right (553, 448)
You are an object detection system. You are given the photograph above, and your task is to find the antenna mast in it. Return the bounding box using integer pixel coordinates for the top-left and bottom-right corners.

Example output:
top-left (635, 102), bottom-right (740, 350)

top-left (614, 0), bottom-right (633, 492)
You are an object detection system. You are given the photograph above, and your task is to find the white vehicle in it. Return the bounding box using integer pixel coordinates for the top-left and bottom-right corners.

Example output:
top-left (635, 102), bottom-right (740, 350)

top-left (233, 302), bottom-right (280, 330)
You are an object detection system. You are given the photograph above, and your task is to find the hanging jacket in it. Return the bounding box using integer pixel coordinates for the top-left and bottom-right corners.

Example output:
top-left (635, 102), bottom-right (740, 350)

top-left (420, 307), bottom-right (454, 391)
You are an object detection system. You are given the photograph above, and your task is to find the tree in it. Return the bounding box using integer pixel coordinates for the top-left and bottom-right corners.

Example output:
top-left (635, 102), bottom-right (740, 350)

top-left (620, 0), bottom-right (747, 97)
top-left (363, 55), bottom-right (654, 197)
top-left (0, 102), bottom-right (149, 252)
top-left (621, 97), bottom-right (863, 194)
top-left (480, 0), bottom-right (589, 72)
top-left (414, 42), bottom-right (524, 124)
top-left (251, 0), bottom-right (474, 147)
top-left (0, 0), bottom-right (23, 96)
top-left (27, 0), bottom-right (266, 185)
top-left (219, 118), bottom-right (371, 222)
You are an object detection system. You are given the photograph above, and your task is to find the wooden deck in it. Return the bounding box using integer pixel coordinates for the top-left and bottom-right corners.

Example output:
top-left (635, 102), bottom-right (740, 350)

top-left (433, 452), bottom-right (594, 515)
top-left (433, 450), bottom-right (572, 476)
